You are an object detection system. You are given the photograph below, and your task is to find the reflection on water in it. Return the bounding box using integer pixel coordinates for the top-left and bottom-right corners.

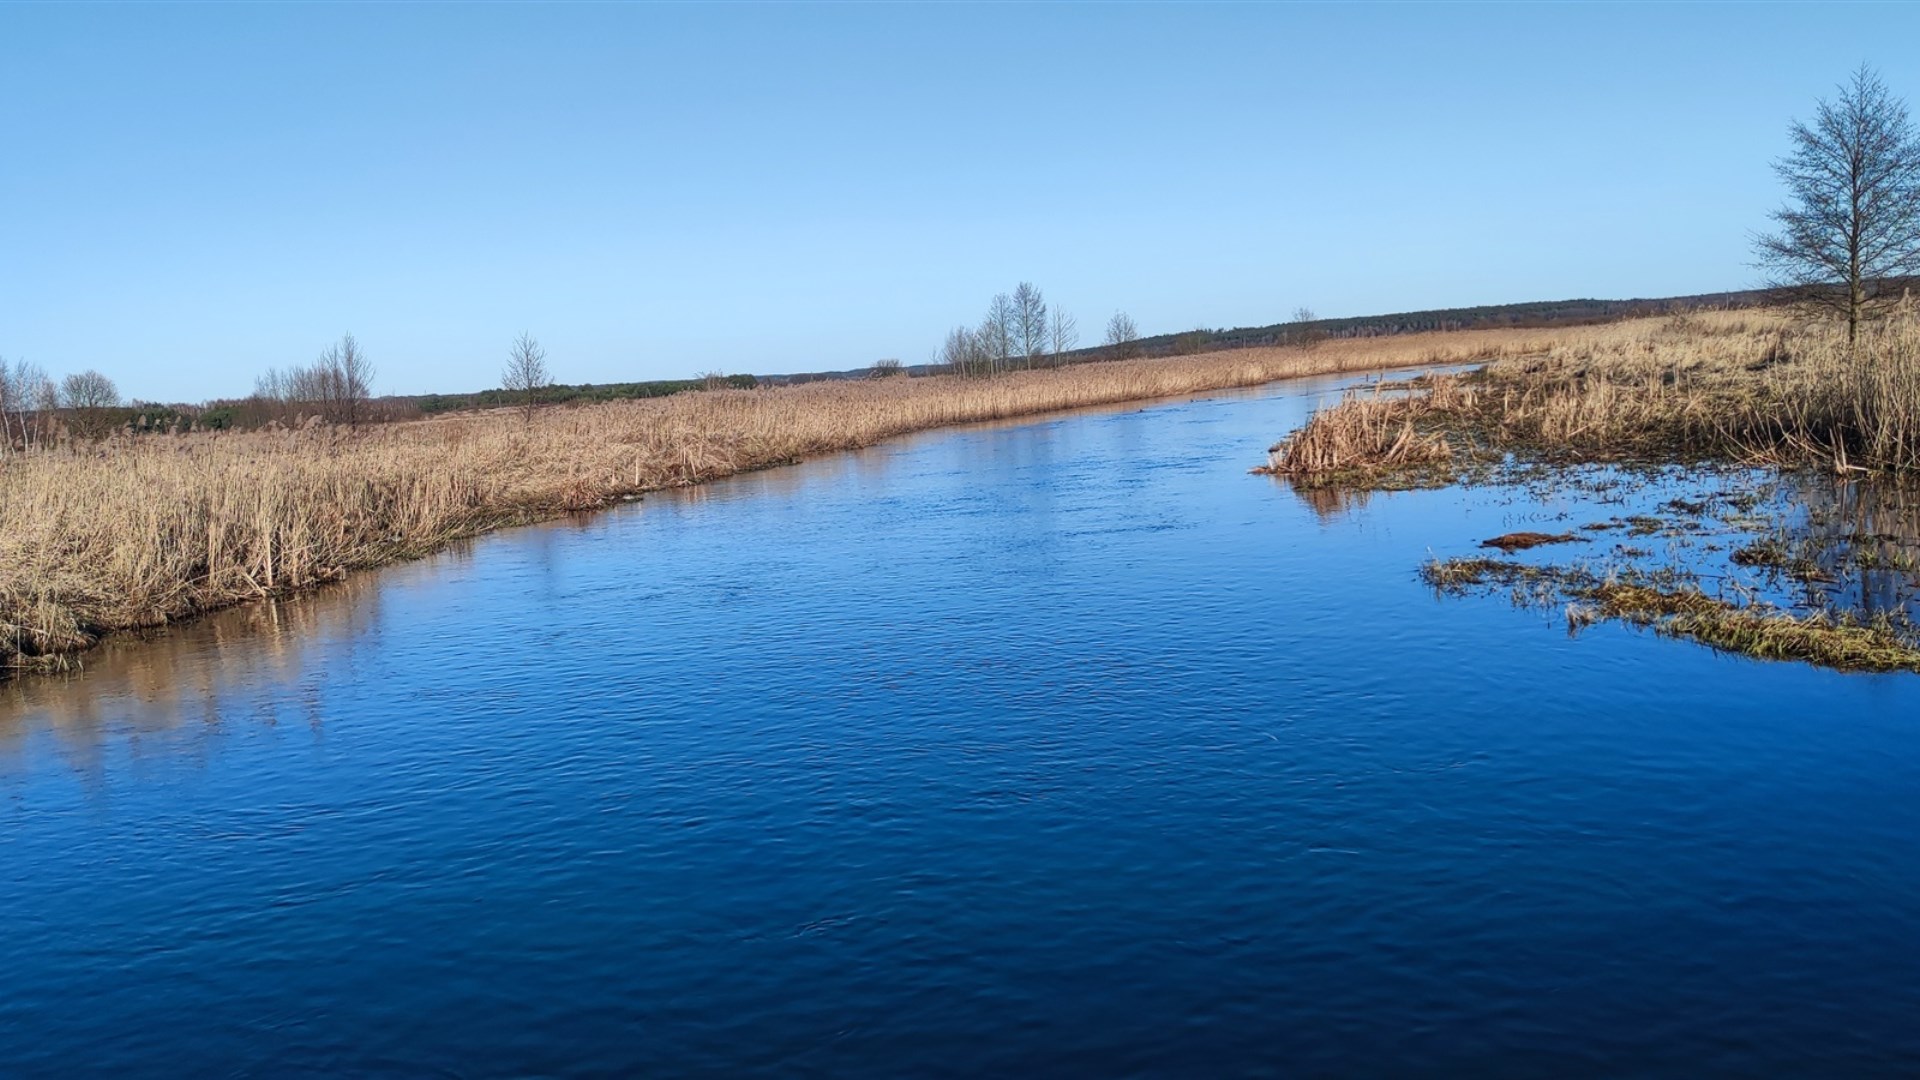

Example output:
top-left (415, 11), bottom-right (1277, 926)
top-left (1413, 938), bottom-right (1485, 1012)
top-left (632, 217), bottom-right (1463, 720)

top-left (4, 579), bottom-right (347, 758)
top-left (1289, 458), bottom-right (1920, 634)
top-left (4, 370), bottom-right (1920, 1077)
top-left (1281, 478), bottom-right (1376, 521)
top-left (0, 380), bottom-right (1361, 765)
top-left (0, 547), bottom-right (475, 760)
top-left (1793, 473), bottom-right (1920, 617)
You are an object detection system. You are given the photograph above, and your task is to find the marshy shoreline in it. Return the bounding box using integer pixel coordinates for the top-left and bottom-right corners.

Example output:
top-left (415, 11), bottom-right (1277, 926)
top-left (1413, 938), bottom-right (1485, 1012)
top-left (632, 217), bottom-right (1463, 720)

top-left (0, 324), bottom-right (1564, 681)
top-left (1264, 309), bottom-right (1920, 672)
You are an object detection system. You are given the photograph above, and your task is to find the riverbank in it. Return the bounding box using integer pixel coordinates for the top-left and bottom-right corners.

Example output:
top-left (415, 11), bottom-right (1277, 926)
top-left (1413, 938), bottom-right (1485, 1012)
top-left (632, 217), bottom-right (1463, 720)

top-left (1264, 309), bottom-right (1920, 672)
top-left (1266, 309), bottom-right (1920, 481)
top-left (1, 323), bottom-right (1584, 678)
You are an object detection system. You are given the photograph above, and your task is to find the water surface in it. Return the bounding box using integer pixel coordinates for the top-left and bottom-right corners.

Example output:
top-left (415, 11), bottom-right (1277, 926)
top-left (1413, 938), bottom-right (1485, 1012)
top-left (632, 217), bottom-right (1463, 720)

top-left (5, 372), bottom-right (1920, 1076)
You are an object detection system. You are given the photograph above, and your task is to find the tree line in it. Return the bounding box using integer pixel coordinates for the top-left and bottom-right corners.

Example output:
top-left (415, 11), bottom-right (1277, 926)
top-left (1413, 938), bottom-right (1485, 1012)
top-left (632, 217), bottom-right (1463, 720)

top-left (0, 359), bottom-right (127, 450)
top-left (248, 333), bottom-right (381, 428)
top-left (1, 332), bottom-right (392, 447)
top-left (0, 327), bottom-right (773, 450)
top-left (935, 281), bottom-right (1150, 376)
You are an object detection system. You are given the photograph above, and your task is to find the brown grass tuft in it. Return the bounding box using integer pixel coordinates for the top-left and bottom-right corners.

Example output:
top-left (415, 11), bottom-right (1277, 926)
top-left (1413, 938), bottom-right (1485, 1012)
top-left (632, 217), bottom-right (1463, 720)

top-left (1422, 555), bottom-right (1920, 673)
top-left (1264, 393), bottom-right (1455, 481)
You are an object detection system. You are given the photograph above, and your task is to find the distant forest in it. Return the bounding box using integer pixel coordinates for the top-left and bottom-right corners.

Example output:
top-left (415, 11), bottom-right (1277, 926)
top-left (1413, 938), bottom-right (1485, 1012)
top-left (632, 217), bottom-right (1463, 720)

top-left (764, 289), bottom-right (1772, 384)
top-left (1138, 290), bottom-right (1771, 351)
top-left (413, 374), bottom-right (759, 416)
top-left (42, 288), bottom-right (1773, 437)
top-left (323, 290), bottom-right (1780, 407)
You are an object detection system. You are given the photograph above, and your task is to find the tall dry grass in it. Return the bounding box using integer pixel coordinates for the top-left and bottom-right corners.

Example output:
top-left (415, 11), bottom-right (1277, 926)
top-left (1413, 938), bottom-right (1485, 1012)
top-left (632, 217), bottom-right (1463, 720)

top-left (1269, 308), bottom-right (1920, 480)
top-left (0, 326), bottom-right (1562, 674)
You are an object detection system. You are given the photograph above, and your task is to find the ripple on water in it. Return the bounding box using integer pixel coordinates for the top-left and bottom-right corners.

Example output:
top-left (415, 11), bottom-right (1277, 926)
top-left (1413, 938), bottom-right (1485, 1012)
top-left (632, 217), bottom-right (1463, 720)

top-left (3, 372), bottom-right (1920, 1076)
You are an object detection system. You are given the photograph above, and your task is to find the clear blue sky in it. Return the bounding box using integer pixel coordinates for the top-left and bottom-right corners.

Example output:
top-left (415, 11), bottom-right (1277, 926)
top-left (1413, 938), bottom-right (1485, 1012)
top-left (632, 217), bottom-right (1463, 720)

top-left (6, 2), bottom-right (1920, 402)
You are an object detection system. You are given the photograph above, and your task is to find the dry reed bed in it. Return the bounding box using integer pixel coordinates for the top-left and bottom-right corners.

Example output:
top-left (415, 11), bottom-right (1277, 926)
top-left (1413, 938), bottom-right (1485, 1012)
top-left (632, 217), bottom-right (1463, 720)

top-left (1269, 309), bottom-right (1920, 482)
top-left (1266, 309), bottom-right (1920, 673)
top-left (0, 326), bottom-right (1562, 675)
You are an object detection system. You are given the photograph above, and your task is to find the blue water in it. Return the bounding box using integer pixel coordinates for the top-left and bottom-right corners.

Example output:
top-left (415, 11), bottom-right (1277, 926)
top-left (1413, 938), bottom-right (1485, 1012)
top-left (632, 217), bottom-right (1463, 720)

top-left (4, 372), bottom-right (1920, 1076)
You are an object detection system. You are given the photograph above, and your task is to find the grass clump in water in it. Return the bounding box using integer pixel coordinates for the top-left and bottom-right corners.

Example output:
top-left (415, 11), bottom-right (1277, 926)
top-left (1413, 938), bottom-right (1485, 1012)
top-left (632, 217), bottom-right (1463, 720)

top-left (1479, 531), bottom-right (1584, 552)
top-left (1261, 394), bottom-right (1456, 487)
top-left (1422, 555), bottom-right (1920, 673)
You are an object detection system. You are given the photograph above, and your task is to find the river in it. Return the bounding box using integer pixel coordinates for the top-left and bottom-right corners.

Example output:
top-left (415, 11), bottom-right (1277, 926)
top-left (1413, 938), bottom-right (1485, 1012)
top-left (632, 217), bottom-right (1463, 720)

top-left (4, 370), bottom-right (1919, 1075)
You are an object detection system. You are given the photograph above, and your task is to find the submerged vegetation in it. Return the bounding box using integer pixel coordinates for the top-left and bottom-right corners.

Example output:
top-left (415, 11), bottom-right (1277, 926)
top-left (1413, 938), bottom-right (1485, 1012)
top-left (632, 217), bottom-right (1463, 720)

top-left (0, 324), bottom-right (1566, 678)
top-left (1423, 552), bottom-right (1920, 674)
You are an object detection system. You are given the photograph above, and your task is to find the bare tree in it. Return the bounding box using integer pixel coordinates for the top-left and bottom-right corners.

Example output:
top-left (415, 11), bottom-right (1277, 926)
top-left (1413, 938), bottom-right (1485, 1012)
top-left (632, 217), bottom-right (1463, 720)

top-left (60, 370), bottom-right (118, 410)
top-left (6, 362), bottom-right (58, 450)
top-left (940, 286), bottom-right (1072, 376)
top-left (869, 358), bottom-right (905, 379)
top-left (0, 358), bottom-right (27, 454)
top-left (256, 335), bottom-right (376, 428)
top-left (1291, 306), bottom-right (1325, 350)
top-left (328, 334), bottom-right (375, 428)
top-left (289, 363), bottom-right (338, 423)
top-left (0, 358), bottom-right (22, 454)
top-left (941, 325), bottom-right (991, 377)
top-left (1011, 282), bottom-right (1048, 368)
top-left (1756, 65), bottom-right (1920, 344)
top-left (979, 293), bottom-right (1016, 374)
top-left (60, 369), bottom-right (120, 439)
top-left (502, 332), bottom-right (551, 423)
top-left (1048, 308), bottom-right (1080, 363)
top-left (1104, 310), bottom-right (1140, 359)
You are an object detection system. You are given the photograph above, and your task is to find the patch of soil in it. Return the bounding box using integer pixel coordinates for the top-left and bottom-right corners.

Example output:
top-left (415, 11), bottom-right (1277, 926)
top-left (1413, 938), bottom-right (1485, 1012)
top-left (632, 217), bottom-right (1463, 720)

top-left (1479, 531), bottom-right (1585, 552)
